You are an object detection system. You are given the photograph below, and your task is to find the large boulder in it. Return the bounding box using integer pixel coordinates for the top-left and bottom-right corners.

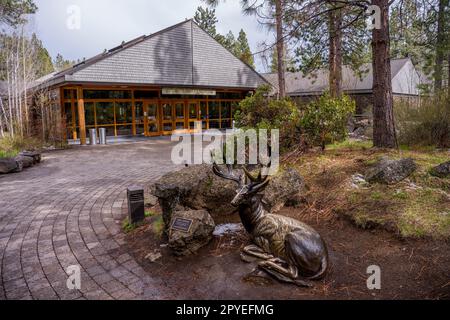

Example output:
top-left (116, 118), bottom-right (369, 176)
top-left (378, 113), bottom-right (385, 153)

top-left (168, 210), bottom-right (215, 256)
top-left (15, 155), bottom-right (34, 168)
top-left (0, 158), bottom-right (22, 174)
top-left (152, 164), bottom-right (304, 227)
top-left (20, 151), bottom-right (41, 164)
top-left (430, 161), bottom-right (450, 178)
top-left (365, 157), bottom-right (417, 184)
top-left (262, 168), bottom-right (305, 212)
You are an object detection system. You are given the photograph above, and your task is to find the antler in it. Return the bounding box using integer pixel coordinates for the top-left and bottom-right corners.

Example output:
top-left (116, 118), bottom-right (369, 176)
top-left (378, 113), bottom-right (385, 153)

top-left (211, 148), bottom-right (272, 191)
top-left (242, 146), bottom-right (272, 188)
top-left (211, 151), bottom-right (242, 185)
top-left (242, 164), bottom-right (270, 189)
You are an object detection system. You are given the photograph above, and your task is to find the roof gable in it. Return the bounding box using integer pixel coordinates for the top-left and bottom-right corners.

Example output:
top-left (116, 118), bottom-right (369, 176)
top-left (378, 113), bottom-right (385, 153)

top-left (391, 59), bottom-right (420, 95)
top-left (42, 20), bottom-right (265, 89)
top-left (192, 23), bottom-right (266, 88)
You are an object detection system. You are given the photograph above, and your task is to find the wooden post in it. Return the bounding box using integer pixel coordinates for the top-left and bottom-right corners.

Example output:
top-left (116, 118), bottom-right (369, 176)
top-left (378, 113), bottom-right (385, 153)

top-left (132, 90), bottom-right (136, 136)
top-left (59, 87), bottom-right (67, 141)
top-left (77, 87), bottom-right (87, 145)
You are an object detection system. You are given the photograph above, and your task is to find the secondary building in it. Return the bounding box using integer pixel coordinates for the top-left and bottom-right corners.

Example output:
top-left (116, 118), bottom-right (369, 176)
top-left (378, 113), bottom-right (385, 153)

top-left (35, 20), bottom-right (267, 144)
top-left (263, 58), bottom-right (427, 115)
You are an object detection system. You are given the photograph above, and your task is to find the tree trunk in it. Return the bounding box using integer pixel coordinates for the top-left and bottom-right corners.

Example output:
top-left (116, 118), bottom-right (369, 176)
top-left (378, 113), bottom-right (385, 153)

top-left (434, 0), bottom-right (448, 92)
top-left (275, 0), bottom-right (286, 98)
top-left (371, 0), bottom-right (397, 148)
top-left (329, 7), bottom-right (343, 98)
top-left (447, 51), bottom-right (450, 97)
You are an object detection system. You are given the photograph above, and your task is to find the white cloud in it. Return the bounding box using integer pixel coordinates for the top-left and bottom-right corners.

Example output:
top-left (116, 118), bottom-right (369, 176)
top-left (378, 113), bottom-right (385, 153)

top-left (31, 0), bottom-right (273, 71)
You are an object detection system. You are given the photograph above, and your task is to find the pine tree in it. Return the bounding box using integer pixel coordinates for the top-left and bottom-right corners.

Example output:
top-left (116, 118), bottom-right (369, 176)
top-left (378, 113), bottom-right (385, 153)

top-left (235, 29), bottom-right (255, 67)
top-left (289, 1), bottom-right (370, 97)
top-left (270, 47), bottom-right (294, 73)
top-left (193, 6), bottom-right (218, 37)
top-left (0, 0), bottom-right (37, 27)
top-left (30, 33), bottom-right (54, 77)
top-left (205, 0), bottom-right (288, 97)
top-left (54, 54), bottom-right (75, 72)
top-left (193, 6), bottom-right (254, 66)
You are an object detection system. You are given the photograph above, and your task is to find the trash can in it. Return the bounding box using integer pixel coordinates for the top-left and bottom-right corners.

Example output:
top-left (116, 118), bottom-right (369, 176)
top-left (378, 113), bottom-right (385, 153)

top-left (99, 128), bottom-right (107, 145)
top-left (89, 129), bottom-right (97, 145)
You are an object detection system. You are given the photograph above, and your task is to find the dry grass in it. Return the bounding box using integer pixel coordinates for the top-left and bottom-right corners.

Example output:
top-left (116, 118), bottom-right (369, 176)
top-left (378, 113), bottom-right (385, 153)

top-left (0, 134), bottom-right (43, 159)
top-left (289, 139), bottom-right (450, 240)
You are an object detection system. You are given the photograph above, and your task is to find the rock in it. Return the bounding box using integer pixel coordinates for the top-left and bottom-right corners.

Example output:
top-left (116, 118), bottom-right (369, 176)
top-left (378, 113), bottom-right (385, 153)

top-left (168, 210), bottom-right (215, 256)
top-left (430, 161), bottom-right (450, 178)
top-left (20, 151), bottom-right (41, 163)
top-left (152, 164), bottom-right (304, 228)
top-left (0, 158), bottom-right (22, 174)
top-left (365, 157), bottom-right (417, 184)
top-left (350, 174), bottom-right (369, 189)
top-left (15, 155), bottom-right (34, 168)
top-left (145, 192), bottom-right (158, 207)
top-left (262, 168), bottom-right (305, 212)
top-left (145, 250), bottom-right (162, 262)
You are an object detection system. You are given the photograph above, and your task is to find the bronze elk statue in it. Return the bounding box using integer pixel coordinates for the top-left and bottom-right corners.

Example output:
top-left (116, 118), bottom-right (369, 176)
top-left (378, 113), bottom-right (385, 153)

top-left (212, 160), bottom-right (329, 287)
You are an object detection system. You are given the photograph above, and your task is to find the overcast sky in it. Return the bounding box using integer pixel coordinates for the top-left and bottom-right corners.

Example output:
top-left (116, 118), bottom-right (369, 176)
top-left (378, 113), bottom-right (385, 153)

top-left (30, 0), bottom-right (273, 72)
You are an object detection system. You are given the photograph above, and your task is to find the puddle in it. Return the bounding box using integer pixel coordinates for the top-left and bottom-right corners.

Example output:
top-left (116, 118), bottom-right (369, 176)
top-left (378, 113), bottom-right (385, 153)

top-left (213, 223), bottom-right (244, 237)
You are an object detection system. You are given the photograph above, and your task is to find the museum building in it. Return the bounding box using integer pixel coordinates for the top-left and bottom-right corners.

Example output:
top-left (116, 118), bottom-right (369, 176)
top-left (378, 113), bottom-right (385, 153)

top-left (35, 20), bottom-right (267, 144)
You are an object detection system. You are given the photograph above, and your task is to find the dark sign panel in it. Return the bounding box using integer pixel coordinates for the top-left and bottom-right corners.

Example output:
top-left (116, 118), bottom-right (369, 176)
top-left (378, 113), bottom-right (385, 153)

top-left (171, 218), bottom-right (193, 233)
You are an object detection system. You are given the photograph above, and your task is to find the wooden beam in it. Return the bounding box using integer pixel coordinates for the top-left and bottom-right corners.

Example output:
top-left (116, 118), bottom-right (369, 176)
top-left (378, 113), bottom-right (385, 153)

top-left (77, 87), bottom-right (87, 145)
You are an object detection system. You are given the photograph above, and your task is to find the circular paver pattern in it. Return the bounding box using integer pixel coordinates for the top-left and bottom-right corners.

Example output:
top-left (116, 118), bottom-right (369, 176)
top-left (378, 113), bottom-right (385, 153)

top-left (0, 138), bottom-right (180, 300)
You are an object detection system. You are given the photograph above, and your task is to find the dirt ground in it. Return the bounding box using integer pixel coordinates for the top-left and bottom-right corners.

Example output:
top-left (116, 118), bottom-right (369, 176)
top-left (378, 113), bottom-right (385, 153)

top-left (125, 144), bottom-right (449, 300)
top-left (124, 209), bottom-right (450, 300)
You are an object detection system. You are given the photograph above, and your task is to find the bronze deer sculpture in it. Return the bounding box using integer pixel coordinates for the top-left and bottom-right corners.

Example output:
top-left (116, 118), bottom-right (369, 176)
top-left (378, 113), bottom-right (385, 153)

top-left (212, 160), bottom-right (329, 287)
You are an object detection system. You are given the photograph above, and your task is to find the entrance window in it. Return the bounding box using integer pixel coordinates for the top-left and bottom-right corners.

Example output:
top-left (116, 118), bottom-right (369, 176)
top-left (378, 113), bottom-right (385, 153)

top-left (134, 90), bottom-right (159, 99)
top-left (149, 123), bottom-right (159, 133)
top-left (208, 102), bottom-right (220, 129)
top-left (135, 102), bottom-right (145, 135)
top-left (200, 102), bottom-right (208, 120)
top-left (64, 102), bottom-right (73, 125)
top-left (96, 102), bottom-right (114, 125)
top-left (175, 103), bottom-right (184, 119)
top-left (208, 102), bottom-right (220, 119)
top-left (221, 102), bottom-right (231, 118)
top-left (116, 102), bottom-right (132, 124)
top-left (85, 102), bottom-right (96, 126)
top-left (189, 103), bottom-right (197, 119)
top-left (117, 125), bottom-right (132, 136)
top-left (84, 90), bottom-right (131, 99)
top-left (162, 104), bottom-right (172, 121)
top-left (148, 103), bottom-right (158, 120)
top-left (63, 90), bottom-right (72, 100)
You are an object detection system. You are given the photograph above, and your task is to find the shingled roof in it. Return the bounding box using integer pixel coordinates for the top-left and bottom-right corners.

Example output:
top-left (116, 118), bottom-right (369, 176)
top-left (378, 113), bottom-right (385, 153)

top-left (263, 58), bottom-right (422, 96)
top-left (35, 20), bottom-right (267, 90)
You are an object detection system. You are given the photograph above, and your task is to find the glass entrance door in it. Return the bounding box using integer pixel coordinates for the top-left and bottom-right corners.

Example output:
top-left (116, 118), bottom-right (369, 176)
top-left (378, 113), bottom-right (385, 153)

top-left (174, 101), bottom-right (186, 131)
top-left (161, 102), bottom-right (174, 134)
top-left (145, 102), bottom-right (160, 136)
top-left (188, 102), bottom-right (200, 130)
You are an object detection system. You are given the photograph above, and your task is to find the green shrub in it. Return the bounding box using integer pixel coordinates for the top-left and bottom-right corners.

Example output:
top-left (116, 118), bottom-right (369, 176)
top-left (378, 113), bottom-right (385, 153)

top-left (300, 93), bottom-right (356, 149)
top-left (234, 85), bottom-right (301, 152)
top-left (395, 91), bottom-right (449, 148)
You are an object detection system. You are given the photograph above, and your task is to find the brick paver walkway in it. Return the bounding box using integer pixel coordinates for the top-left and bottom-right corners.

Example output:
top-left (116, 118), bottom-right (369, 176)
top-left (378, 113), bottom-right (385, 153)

top-left (0, 138), bottom-right (180, 300)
